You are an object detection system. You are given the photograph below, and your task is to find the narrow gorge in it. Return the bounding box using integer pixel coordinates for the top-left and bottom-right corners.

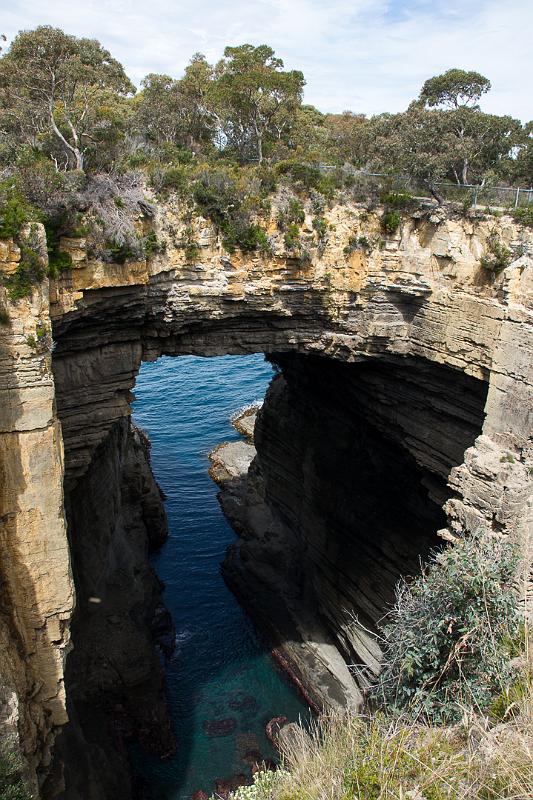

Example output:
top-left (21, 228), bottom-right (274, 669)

top-left (1, 199), bottom-right (532, 798)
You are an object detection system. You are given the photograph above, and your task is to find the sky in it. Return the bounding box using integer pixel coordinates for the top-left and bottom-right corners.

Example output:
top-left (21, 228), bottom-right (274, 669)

top-left (1, 0), bottom-right (531, 121)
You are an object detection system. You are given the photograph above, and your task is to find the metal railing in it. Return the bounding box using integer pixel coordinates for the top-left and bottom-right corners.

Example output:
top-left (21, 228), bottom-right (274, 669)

top-left (316, 165), bottom-right (533, 209)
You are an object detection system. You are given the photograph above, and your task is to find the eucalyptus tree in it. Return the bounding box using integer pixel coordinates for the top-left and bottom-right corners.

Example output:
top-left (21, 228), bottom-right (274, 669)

top-left (135, 55), bottom-right (215, 155)
top-left (0, 26), bottom-right (134, 170)
top-left (212, 44), bottom-right (305, 163)
top-left (418, 68), bottom-right (492, 110)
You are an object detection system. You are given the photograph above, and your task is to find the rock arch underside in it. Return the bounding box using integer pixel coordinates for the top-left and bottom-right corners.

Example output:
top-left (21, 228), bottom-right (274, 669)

top-left (1, 202), bottom-right (532, 798)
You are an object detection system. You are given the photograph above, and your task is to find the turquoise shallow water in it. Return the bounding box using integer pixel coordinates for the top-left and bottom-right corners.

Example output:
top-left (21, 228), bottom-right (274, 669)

top-left (131, 354), bottom-right (311, 799)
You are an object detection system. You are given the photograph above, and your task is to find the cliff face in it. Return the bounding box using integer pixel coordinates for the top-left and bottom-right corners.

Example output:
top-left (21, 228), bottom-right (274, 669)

top-left (1, 198), bottom-right (532, 794)
top-left (0, 228), bottom-right (73, 795)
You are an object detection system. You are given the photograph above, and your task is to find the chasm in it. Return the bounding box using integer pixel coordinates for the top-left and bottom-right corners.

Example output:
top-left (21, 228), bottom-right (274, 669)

top-left (130, 354), bottom-right (311, 798)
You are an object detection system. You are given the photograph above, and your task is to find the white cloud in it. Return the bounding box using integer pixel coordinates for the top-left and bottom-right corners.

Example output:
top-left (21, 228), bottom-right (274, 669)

top-left (2, 0), bottom-right (531, 120)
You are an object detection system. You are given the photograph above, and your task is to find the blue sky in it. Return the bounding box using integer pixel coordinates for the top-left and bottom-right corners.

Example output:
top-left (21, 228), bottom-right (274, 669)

top-left (1, 0), bottom-right (531, 120)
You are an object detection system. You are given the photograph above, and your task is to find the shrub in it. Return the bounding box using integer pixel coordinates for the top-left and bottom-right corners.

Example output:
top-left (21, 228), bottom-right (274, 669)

top-left (284, 224), bottom-right (300, 251)
top-left (381, 210), bottom-right (401, 235)
top-left (377, 530), bottom-right (521, 723)
top-left (480, 237), bottom-right (512, 273)
top-left (0, 747), bottom-right (30, 800)
top-left (193, 167), bottom-right (237, 227)
top-left (47, 250), bottom-right (73, 277)
top-left (344, 234), bottom-right (371, 255)
top-left (106, 238), bottom-right (137, 264)
top-left (511, 207), bottom-right (533, 227)
top-left (232, 769), bottom-right (290, 800)
top-left (0, 308), bottom-right (9, 325)
top-left (0, 187), bottom-right (38, 239)
top-left (275, 160), bottom-right (322, 190)
top-left (223, 221), bottom-right (270, 254)
top-left (159, 165), bottom-right (189, 193)
top-left (142, 231), bottom-right (165, 258)
top-left (6, 235), bottom-right (46, 300)
top-left (312, 216), bottom-right (328, 239)
top-left (278, 199), bottom-right (305, 230)
top-left (380, 191), bottom-right (413, 209)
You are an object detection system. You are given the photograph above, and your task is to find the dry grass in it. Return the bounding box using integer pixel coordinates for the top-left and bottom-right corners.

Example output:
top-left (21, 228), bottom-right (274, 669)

top-left (233, 664), bottom-right (532, 800)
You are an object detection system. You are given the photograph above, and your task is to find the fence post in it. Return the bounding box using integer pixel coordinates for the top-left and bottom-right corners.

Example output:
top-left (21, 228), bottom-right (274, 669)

top-left (473, 186), bottom-right (478, 208)
top-left (514, 187), bottom-right (520, 208)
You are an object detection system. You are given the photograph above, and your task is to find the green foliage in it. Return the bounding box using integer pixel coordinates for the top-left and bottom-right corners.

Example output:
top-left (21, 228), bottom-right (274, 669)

top-left (192, 167), bottom-right (270, 254)
top-left (284, 224), bottom-right (301, 251)
top-left (377, 530), bottom-right (521, 723)
top-left (180, 225), bottom-right (200, 262)
top-left (380, 191), bottom-right (413, 209)
top-left (419, 68), bottom-right (491, 110)
top-left (232, 769), bottom-right (290, 800)
top-left (512, 207), bottom-right (533, 227)
top-left (274, 160), bottom-right (336, 196)
top-left (312, 215), bottom-right (328, 239)
top-left (212, 44), bottom-right (304, 163)
top-left (5, 236), bottom-right (46, 300)
top-left (277, 199), bottom-right (305, 230)
top-left (223, 221), bottom-right (270, 254)
top-left (157, 165), bottom-right (189, 194)
top-left (142, 231), bottom-right (165, 258)
top-left (106, 238), bottom-right (137, 264)
top-left (0, 187), bottom-right (38, 239)
top-left (47, 249), bottom-right (73, 277)
top-left (381, 210), bottom-right (401, 234)
top-left (480, 237), bottom-right (512, 273)
top-left (0, 25), bottom-right (135, 171)
top-left (0, 748), bottom-right (31, 800)
top-left (344, 234), bottom-right (371, 254)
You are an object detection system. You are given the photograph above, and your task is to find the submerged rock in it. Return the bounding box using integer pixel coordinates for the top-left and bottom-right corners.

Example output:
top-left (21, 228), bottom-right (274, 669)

top-left (265, 716), bottom-right (289, 746)
top-left (202, 717), bottom-right (237, 737)
top-left (213, 774), bottom-right (248, 798)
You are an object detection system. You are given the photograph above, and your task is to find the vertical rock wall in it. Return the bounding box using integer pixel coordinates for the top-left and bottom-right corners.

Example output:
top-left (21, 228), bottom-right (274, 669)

top-left (0, 230), bottom-right (74, 795)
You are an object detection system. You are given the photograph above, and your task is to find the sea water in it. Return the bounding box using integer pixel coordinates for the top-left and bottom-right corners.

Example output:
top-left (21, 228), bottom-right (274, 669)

top-left (132, 354), bottom-right (311, 799)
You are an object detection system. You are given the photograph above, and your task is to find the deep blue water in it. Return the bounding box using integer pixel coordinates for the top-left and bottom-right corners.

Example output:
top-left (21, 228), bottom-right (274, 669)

top-left (131, 354), bottom-right (311, 799)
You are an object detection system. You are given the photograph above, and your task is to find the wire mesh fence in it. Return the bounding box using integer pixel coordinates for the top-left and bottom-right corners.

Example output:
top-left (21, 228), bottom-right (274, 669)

top-left (317, 165), bottom-right (532, 208)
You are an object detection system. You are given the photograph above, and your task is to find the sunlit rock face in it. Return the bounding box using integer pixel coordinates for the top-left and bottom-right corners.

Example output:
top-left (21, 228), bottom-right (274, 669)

top-left (1, 200), bottom-right (532, 797)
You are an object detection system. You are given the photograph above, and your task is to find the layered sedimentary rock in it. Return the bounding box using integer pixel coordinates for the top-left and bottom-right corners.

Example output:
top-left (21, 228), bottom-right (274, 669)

top-left (1, 197), bottom-right (532, 795)
top-left (0, 228), bottom-right (73, 796)
top-left (214, 354), bottom-right (489, 705)
top-left (54, 419), bottom-right (173, 800)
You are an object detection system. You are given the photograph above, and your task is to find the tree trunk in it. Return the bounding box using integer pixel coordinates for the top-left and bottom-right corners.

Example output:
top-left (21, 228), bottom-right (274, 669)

top-left (49, 108), bottom-right (84, 171)
top-left (461, 159), bottom-right (469, 185)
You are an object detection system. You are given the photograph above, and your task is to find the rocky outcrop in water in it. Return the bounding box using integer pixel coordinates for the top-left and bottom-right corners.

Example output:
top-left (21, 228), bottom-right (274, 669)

top-left (1, 198), bottom-right (532, 795)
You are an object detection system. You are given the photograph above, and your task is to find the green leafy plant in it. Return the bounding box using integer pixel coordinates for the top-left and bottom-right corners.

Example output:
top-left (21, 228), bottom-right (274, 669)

top-left (106, 238), bottom-right (137, 264)
top-left (6, 239), bottom-right (46, 300)
top-left (0, 748), bottom-right (30, 800)
top-left (143, 231), bottom-right (165, 258)
top-left (377, 530), bottom-right (521, 723)
top-left (381, 210), bottom-right (401, 234)
top-left (284, 223), bottom-right (300, 250)
top-left (480, 236), bottom-right (512, 273)
top-left (344, 234), bottom-right (370, 255)
top-left (380, 190), bottom-right (413, 209)
top-left (277, 199), bottom-right (305, 230)
top-left (312, 215), bottom-right (328, 240)
top-left (511, 207), bottom-right (533, 227)
top-left (0, 186), bottom-right (38, 239)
